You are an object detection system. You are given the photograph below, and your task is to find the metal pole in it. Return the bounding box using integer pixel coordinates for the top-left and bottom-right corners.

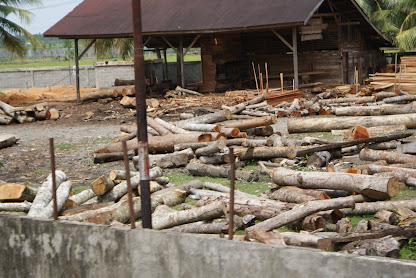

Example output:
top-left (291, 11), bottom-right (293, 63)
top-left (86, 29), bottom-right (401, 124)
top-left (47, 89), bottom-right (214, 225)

top-left (292, 27), bottom-right (299, 90)
top-left (122, 141), bottom-right (136, 229)
top-left (49, 138), bottom-right (58, 220)
top-left (228, 148), bottom-right (235, 240)
top-left (75, 39), bottom-right (80, 103)
top-left (180, 37), bottom-right (185, 88)
top-left (132, 0), bottom-right (152, 229)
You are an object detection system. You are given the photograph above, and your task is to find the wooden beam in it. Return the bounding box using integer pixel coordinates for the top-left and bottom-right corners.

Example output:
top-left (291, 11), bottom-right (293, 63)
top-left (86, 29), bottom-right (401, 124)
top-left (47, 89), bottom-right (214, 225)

top-left (292, 28), bottom-right (299, 90)
top-left (79, 39), bottom-right (96, 60)
top-left (160, 36), bottom-right (180, 56)
top-left (180, 37), bottom-right (185, 87)
top-left (143, 36), bottom-right (152, 46)
top-left (272, 30), bottom-right (293, 51)
top-left (184, 34), bottom-right (201, 56)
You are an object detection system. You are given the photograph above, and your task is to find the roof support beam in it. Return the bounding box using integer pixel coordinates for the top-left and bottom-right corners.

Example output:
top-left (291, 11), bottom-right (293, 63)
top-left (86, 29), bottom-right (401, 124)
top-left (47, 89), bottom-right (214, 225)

top-left (271, 29), bottom-right (293, 51)
top-left (160, 36), bottom-right (180, 56)
top-left (78, 39), bottom-right (96, 60)
top-left (143, 36), bottom-right (152, 46)
top-left (292, 27), bottom-right (299, 90)
top-left (184, 34), bottom-right (201, 56)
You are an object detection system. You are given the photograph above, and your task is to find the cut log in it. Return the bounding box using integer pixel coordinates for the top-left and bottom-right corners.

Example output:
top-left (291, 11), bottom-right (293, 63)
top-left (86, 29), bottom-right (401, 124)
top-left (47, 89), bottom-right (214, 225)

top-left (336, 218), bottom-right (353, 233)
top-left (62, 202), bottom-right (115, 216)
top-left (196, 194), bottom-right (295, 220)
top-left (251, 229), bottom-right (286, 246)
top-left (109, 170), bottom-right (140, 181)
top-left (0, 183), bottom-right (37, 202)
top-left (292, 214), bottom-right (326, 231)
top-left (367, 164), bottom-right (416, 184)
top-left (233, 146), bottom-right (299, 161)
top-left (154, 118), bottom-right (189, 134)
top-left (272, 167), bottom-right (398, 200)
top-left (318, 96), bottom-right (376, 106)
top-left (331, 124), bottom-right (407, 136)
top-left (374, 210), bottom-right (397, 224)
top-left (176, 110), bottom-right (228, 126)
top-left (179, 123), bottom-right (221, 133)
top-left (281, 232), bottom-right (332, 250)
top-left (307, 151), bottom-right (332, 167)
top-left (93, 152), bottom-right (134, 164)
top-left (344, 125), bottom-right (370, 141)
top-left (98, 167), bottom-right (163, 202)
top-left (340, 236), bottom-right (400, 258)
top-left (397, 140), bottom-right (416, 154)
top-left (195, 137), bottom-right (227, 157)
top-left (245, 196), bottom-right (356, 237)
top-left (266, 186), bottom-right (327, 203)
top-left (360, 148), bottom-right (416, 164)
top-left (0, 134), bottom-right (19, 149)
top-left (330, 226), bottom-right (416, 243)
top-left (90, 175), bottom-right (115, 196)
top-left (0, 115), bottom-right (13, 125)
top-left (147, 117), bottom-right (171, 136)
top-left (0, 201), bottom-right (31, 212)
top-left (287, 113), bottom-right (416, 133)
top-left (27, 171), bottom-right (67, 217)
top-left (225, 115), bottom-right (277, 130)
top-left (151, 201), bottom-right (226, 230)
top-left (65, 189), bottom-right (96, 208)
top-left (335, 102), bottom-right (416, 116)
top-left (115, 79), bottom-right (134, 86)
top-left (137, 181), bottom-right (163, 195)
top-left (199, 154), bottom-right (227, 164)
top-left (165, 221), bottom-right (230, 234)
top-left (186, 162), bottom-right (259, 182)
top-left (383, 95), bottom-right (416, 103)
top-left (342, 200), bottom-right (416, 215)
top-left (37, 181), bottom-right (72, 218)
top-left (119, 96), bottom-right (136, 108)
top-left (81, 89), bottom-right (118, 102)
top-left (46, 108), bottom-right (60, 120)
top-left (175, 86), bottom-right (204, 96)
top-left (135, 148), bottom-right (194, 168)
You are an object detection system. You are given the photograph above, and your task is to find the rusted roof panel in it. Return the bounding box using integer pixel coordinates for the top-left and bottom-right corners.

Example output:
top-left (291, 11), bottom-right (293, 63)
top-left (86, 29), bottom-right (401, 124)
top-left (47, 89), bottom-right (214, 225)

top-left (44, 0), bottom-right (324, 38)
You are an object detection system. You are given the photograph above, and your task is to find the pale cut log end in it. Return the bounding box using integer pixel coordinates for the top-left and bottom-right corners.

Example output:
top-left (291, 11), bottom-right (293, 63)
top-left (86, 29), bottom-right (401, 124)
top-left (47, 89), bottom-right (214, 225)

top-left (109, 171), bottom-right (117, 181)
top-left (91, 176), bottom-right (107, 196)
top-left (216, 137), bottom-right (227, 150)
top-left (0, 183), bottom-right (26, 200)
top-left (216, 133), bottom-right (227, 140)
top-left (64, 199), bottom-right (77, 209)
top-left (346, 167), bottom-right (362, 174)
top-left (224, 109), bottom-right (232, 120)
top-left (113, 89), bottom-right (120, 97)
top-left (387, 177), bottom-right (400, 198)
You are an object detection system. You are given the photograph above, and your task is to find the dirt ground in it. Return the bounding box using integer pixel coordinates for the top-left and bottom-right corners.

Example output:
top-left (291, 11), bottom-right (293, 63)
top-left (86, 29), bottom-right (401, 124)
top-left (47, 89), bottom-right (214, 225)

top-left (0, 86), bottom-right (245, 189)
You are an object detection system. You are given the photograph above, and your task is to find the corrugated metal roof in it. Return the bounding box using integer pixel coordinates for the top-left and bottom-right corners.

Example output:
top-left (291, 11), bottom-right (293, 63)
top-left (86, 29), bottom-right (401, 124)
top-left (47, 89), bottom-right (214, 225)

top-left (44, 0), bottom-right (324, 38)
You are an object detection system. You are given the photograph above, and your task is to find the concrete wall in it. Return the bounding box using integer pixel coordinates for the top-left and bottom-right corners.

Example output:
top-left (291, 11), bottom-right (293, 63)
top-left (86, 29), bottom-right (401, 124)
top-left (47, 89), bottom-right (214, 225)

top-left (0, 61), bottom-right (202, 90)
top-left (1, 215), bottom-right (415, 278)
top-left (0, 66), bottom-right (95, 90)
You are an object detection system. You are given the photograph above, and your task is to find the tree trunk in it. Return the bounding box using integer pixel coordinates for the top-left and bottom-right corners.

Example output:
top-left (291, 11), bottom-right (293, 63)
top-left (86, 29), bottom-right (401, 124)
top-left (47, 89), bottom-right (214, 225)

top-left (37, 181), bottom-right (72, 218)
top-left (109, 170), bottom-right (140, 181)
top-left (154, 118), bottom-right (189, 134)
top-left (287, 113), bottom-right (416, 133)
top-left (251, 229), bottom-right (286, 245)
top-left (374, 210), bottom-right (397, 224)
top-left (186, 162), bottom-right (259, 182)
top-left (0, 202), bottom-right (31, 212)
top-left (195, 194), bottom-right (295, 220)
top-left (0, 115), bottom-right (13, 125)
top-left (335, 102), bottom-right (416, 116)
top-left (165, 221), bottom-right (230, 234)
top-left (81, 89), bottom-right (118, 102)
top-left (225, 115), bottom-right (277, 130)
top-left (331, 124), bottom-right (407, 136)
top-left (318, 96), bottom-right (376, 106)
top-left (245, 196), bottom-right (356, 237)
top-left (62, 202), bottom-right (115, 216)
top-left (383, 94), bottom-right (416, 103)
top-left (360, 148), bottom-right (416, 164)
top-left (151, 201), bottom-right (226, 230)
top-left (199, 154), bottom-right (227, 164)
top-left (134, 148), bottom-right (194, 169)
top-left (93, 152), bottom-right (134, 164)
top-left (90, 175), bottom-right (115, 196)
top-left (147, 117), bottom-right (171, 136)
top-left (330, 226), bottom-right (416, 243)
top-left (195, 137), bottom-right (227, 157)
top-left (340, 236), bottom-right (401, 258)
top-left (281, 232), bottom-right (332, 250)
top-left (179, 123), bottom-right (221, 133)
top-left (271, 167), bottom-right (399, 200)
top-left (267, 186), bottom-right (328, 203)
top-left (176, 110), bottom-right (229, 126)
top-left (0, 183), bottom-right (37, 202)
top-left (232, 146), bottom-right (299, 160)
top-left (341, 200), bottom-right (416, 215)
top-left (0, 134), bottom-right (19, 149)
top-left (27, 171), bottom-right (67, 217)
top-left (65, 189), bottom-right (96, 207)
top-left (98, 167), bottom-right (163, 202)
top-left (367, 164), bottom-right (416, 181)
top-left (242, 139), bottom-right (268, 148)
top-left (45, 108), bottom-right (60, 120)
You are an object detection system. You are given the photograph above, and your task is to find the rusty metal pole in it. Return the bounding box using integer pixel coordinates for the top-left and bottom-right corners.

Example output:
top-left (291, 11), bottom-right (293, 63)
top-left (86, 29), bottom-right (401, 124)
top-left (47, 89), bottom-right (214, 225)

top-left (75, 39), bottom-right (80, 103)
top-left (131, 0), bottom-right (152, 229)
top-left (228, 148), bottom-right (235, 240)
top-left (122, 141), bottom-right (136, 229)
top-left (49, 138), bottom-right (58, 220)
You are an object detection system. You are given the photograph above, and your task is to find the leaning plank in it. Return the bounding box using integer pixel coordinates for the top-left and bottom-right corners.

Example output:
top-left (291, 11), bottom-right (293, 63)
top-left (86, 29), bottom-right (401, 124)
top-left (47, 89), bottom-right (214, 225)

top-left (37, 181), bottom-right (72, 218)
top-left (0, 202), bottom-right (31, 212)
top-left (281, 232), bottom-right (332, 250)
top-left (66, 189), bottom-right (96, 207)
top-left (27, 171), bottom-right (67, 217)
top-left (287, 113), bottom-right (416, 133)
top-left (245, 196), bottom-right (356, 238)
top-left (0, 134), bottom-right (19, 149)
top-left (271, 167), bottom-right (399, 200)
top-left (341, 200), bottom-right (416, 215)
top-left (186, 162), bottom-right (259, 182)
top-left (98, 167), bottom-right (163, 202)
top-left (151, 201), bottom-right (226, 230)
top-left (360, 148), bottom-right (416, 164)
top-left (0, 183), bottom-right (37, 202)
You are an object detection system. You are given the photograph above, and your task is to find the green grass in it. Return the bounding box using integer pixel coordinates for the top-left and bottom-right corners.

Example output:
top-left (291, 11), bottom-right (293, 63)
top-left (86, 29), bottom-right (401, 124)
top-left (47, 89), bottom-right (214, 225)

top-left (34, 168), bottom-right (49, 174)
top-left (345, 215), bottom-right (375, 228)
top-left (55, 143), bottom-right (77, 151)
top-left (400, 238), bottom-right (416, 261)
top-left (391, 187), bottom-right (416, 201)
top-left (72, 185), bottom-right (90, 195)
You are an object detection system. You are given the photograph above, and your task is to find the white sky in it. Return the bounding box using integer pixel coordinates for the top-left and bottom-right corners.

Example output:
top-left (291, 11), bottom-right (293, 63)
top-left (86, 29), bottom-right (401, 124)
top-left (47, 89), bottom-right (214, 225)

top-left (8, 0), bottom-right (84, 35)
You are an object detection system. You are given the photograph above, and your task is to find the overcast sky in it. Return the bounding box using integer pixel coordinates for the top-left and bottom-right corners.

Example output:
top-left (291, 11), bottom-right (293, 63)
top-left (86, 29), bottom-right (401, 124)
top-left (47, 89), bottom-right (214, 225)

top-left (8, 0), bottom-right (84, 35)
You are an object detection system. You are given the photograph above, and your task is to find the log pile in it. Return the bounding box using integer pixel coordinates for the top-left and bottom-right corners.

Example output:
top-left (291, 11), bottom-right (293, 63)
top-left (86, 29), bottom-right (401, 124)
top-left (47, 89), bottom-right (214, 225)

top-left (0, 100), bottom-right (57, 125)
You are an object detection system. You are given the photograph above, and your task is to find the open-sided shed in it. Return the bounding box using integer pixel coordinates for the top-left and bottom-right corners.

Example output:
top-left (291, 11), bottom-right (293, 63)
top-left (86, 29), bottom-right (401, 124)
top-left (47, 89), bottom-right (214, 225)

top-left (44, 0), bottom-right (391, 92)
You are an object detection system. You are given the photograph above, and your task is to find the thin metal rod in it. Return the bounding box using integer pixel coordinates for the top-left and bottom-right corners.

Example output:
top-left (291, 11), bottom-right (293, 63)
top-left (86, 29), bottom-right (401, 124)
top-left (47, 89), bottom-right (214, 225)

top-left (75, 39), bottom-right (80, 103)
top-left (49, 138), bottom-right (58, 220)
top-left (122, 141), bottom-right (136, 229)
top-left (132, 0), bottom-right (152, 229)
top-left (228, 148), bottom-right (235, 240)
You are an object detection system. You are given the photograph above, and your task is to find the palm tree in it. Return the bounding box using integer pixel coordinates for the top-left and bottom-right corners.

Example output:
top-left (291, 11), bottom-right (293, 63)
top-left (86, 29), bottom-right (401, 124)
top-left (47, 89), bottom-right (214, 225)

top-left (356, 0), bottom-right (416, 50)
top-left (82, 38), bottom-right (134, 60)
top-left (0, 0), bottom-right (42, 57)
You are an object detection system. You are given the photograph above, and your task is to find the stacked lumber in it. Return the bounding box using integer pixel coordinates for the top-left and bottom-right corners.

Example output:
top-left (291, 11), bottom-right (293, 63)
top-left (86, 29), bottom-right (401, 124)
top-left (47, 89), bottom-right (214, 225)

top-left (265, 90), bottom-right (304, 106)
top-left (0, 101), bottom-right (56, 125)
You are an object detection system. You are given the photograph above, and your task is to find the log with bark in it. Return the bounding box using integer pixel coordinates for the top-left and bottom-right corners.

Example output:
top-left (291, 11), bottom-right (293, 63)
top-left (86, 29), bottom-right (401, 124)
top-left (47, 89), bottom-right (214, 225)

top-left (245, 196), bottom-right (357, 238)
top-left (374, 210), bottom-right (397, 224)
top-left (179, 122), bottom-right (221, 133)
top-left (0, 134), bottom-right (19, 149)
top-left (147, 117), bottom-right (171, 136)
top-left (175, 110), bottom-right (229, 126)
top-left (360, 148), bottom-right (416, 164)
top-left (318, 96), bottom-right (376, 106)
top-left (65, 189), bottom-right (96, 208)
top-left (266, 186), bottom-right (329, 203)
top-left (134, 148), bottom-right (194, 169)
top-left (335, 102), bottom-right (416, 116)
top-left (37, 181), bottom-right (72, 219)
top-left (232, 146), bottom-right (300, 161)
top-left (331, 124), bottom-right (407, 136)
top-left (0, 201), bottom-right (31, 212)
top-left (154, 118), bottom-right (189, 134)
top-left (287, 113), bottom-right (416, 133)
top-left (27, 171), bottom-right (67, 217)
top-left (251, 229), bottom-right (286, 246)
top-left (81, 89), bottom-right (119, 102)
top-left (367, 164), bottom-right (416, 186)
top-left (342, 200), bottom-right (416, 215)
top-left (281, 232), bottom-right (332, 250)
top-left (330, 225), bottom-right (416, 243)
top-left (0, 183), bottom-right (38, 202)
top-left (165, 221), bottom-right (230, 234)
top-left (90, 175), bottom-right (115, 196)
top-left (224, 115), bottom-right (277, 130)
top-left (195, 137), bottom-right (227, 157)
top-left (186, 162), bottom-right (259, 182)
top-left (93, 152), bottom-right (134, 164)
top-left (340, 236), bottom-right (400, 258)
top-left (109, 170), bottom-right (139, 181)
top-left (271, 167), bottom-right (399, 200)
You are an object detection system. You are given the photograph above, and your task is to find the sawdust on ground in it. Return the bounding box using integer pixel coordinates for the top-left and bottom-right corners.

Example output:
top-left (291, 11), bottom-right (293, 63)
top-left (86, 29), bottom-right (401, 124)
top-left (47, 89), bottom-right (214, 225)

top-left (0, 86), bottom-right (99, 106)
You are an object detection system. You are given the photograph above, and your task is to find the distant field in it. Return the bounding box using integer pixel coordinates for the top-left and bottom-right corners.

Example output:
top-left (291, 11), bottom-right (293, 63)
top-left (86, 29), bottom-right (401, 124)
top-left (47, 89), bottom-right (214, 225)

top-left (0, 55), bottom-right (201, 69)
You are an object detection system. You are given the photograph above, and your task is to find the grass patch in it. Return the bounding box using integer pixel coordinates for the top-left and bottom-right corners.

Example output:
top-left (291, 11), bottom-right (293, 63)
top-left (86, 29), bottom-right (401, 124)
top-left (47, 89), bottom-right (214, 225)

top-left (288, 131), bottom-right (342, 141)
top-left (34, 168), bottom-right (49, 174)
top-left (346, 215), bottom-right (375, 228)
top-left (72, 185), bottom-right (90, 195)
top-left (400, 238), bottom-right (416, 261)
top-left (391, 187), bottom-right (416, 201)
top-left (55, 143), bottom-right (77, 150)
top-left (79, 136), bottom-right (117, 145)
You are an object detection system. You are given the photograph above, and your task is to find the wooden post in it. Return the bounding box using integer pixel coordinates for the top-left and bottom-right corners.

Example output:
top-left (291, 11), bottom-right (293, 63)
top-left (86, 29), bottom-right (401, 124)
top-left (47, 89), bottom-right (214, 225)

top-left (399, 64), bottom-right (402, 90)
top-left (292, 27), bottom-right (299, 89)
top-left (342, 51), bottom-right (348, 84)
top-left (394, 53), bottom-right (398, 92)
top-left (280, 73), bottom-right (284, 93)
top-left (228, 148), bottom-right (235, 240)
top-left (75, 39), bottom-right (80, 103)
top-left (163, 48), bottom-right (168, 81)
top-left (265, 63), bottom-right (269, 94)
top-left (180, 37), bottom-right (185, 88)
top-left (252, 62), bottom-right (259, 93)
